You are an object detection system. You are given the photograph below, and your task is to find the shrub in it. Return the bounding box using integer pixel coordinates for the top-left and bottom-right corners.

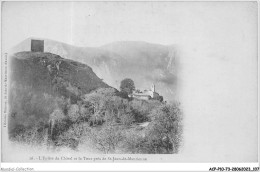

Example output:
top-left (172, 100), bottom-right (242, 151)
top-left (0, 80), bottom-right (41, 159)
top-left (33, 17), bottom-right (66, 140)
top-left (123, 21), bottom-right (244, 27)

top-left (56, 122), bottom-right (90, 150)
top-left (78, 101), bottom-right (92, 122)
top-left (67, 104), bottom-right (80, 122)
top-left (120, 78), bottom-right (135, 94)
top-left (90, 125), bottom-right (123, 154)
top-left (10, 121), bottom-right (49, 147)
top-left (121, 130), bottom-right (148, 154)
top-left (130, 99), bottom-right (162, 123)
top-left (145, 103), bottom-right (183, 153)
top-left (116, 91), bottom-right (129, 99)
top-left (119, 113), bottom-right (135, 126)
top-left (154, 95), bottom-right (163, 102)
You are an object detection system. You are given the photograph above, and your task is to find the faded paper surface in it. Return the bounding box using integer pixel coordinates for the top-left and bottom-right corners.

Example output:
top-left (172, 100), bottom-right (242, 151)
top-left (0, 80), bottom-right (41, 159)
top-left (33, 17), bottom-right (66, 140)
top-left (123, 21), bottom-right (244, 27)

top-left (1, 1), bottom-right (258, 162)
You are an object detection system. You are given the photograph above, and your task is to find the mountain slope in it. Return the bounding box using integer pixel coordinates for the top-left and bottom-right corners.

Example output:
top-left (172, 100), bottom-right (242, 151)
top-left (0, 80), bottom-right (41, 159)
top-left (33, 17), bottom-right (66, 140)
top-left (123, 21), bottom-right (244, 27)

top-left (11, 38), bottom-right (179, 101)
top-left (11, 51), bottom-right (110, 97)
top-left (9, 51), bottom-right (110, 132)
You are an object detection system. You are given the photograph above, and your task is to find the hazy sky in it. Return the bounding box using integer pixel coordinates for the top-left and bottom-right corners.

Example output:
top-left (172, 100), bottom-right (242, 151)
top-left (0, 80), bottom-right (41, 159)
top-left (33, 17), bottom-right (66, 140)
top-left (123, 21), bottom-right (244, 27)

top-left (2, 1), bottom-right (257, 51)
top-left (1, 1), bottom-right (258, 162)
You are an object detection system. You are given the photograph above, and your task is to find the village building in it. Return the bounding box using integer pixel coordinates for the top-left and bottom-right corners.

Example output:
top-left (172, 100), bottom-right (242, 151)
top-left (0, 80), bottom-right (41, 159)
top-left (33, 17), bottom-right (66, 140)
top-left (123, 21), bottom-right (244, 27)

top-left (129, 84), bottom-right (160, 100)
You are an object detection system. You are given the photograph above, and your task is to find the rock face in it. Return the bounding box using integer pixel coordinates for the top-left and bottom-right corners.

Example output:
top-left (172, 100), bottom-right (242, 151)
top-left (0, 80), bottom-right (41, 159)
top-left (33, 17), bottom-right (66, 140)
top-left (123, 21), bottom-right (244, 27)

top-left (9, 51), bottom-right (110, 132)
top-left (11, 38), bottom-right (180, 101)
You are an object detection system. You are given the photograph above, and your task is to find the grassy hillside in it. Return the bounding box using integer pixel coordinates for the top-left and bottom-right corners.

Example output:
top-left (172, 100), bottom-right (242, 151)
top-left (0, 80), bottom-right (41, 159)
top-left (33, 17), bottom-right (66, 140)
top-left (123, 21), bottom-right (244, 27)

top-left (9, 51), bottom-right (110, 134)
top-left (11, 52), bottom-right (109, 96)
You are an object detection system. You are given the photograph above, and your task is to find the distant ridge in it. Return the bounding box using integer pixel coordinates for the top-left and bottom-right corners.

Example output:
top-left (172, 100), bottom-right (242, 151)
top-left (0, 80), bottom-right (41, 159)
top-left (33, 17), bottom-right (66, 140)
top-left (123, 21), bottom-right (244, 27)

top-left (11, 38), bottom-right (180, 101)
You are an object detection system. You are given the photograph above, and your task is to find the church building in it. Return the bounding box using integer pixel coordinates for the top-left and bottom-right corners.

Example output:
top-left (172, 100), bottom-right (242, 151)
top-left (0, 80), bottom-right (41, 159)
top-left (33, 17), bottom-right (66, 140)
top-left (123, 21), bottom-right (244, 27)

top-left (129, 84), bottom-right (160, 100)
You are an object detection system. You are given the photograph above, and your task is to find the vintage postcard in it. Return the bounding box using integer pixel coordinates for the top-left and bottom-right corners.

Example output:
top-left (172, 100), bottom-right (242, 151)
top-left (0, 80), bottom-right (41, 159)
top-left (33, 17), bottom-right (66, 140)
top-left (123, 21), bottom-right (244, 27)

top-left (0, 1), bottom-right (259, 171)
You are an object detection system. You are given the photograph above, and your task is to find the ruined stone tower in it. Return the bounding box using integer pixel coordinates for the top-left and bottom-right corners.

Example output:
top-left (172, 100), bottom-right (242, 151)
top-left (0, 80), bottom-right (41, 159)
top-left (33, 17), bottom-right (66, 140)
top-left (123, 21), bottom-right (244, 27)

top-left (31, 39), bottom-right (44, 52)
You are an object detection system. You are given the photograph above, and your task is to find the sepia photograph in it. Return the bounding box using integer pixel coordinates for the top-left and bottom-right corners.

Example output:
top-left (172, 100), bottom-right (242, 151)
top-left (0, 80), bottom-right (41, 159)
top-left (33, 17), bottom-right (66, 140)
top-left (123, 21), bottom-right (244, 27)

top-left (0, 1), bottom-right (258, 171)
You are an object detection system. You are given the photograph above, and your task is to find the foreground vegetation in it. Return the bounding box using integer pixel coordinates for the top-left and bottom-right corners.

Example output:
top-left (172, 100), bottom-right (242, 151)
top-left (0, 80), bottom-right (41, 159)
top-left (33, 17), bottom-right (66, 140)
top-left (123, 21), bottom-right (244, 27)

top-left (10, 87), bottom-right (182, 154)
top-left (9, 52), bottom-right (182, 154)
